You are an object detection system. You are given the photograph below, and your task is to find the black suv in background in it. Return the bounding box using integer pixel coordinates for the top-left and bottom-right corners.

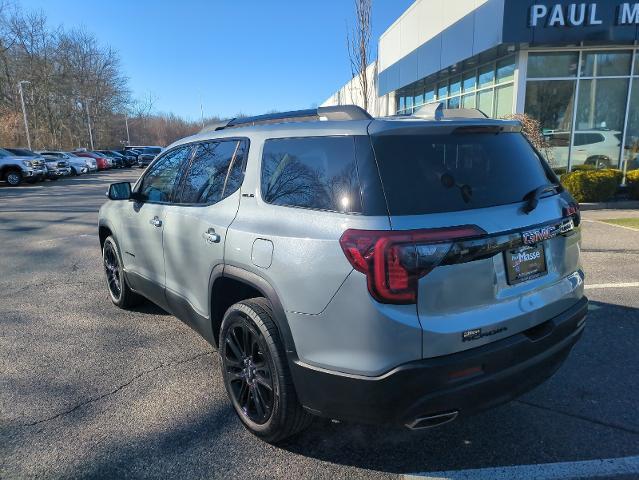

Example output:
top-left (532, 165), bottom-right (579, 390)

top-left (125, 146), bottom-right (162, 168)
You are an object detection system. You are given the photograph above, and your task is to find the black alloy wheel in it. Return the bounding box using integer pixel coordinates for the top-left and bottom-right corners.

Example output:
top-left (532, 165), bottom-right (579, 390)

top-left (224, 319), bottom-right (275, 425)
top-left (103, 240), bottom-right (122, 301)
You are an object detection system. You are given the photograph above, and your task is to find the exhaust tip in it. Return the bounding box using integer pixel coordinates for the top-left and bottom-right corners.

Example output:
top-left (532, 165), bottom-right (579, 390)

top-left (406, 411), bottom-right (458, 430)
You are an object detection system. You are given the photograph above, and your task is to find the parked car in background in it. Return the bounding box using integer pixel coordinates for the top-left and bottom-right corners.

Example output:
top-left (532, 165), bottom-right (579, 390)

top-left (73, 150), bottom-right (110, 170)
top-left (41, 156), bottom-right (71, 180)
top-left (125, 146), bottom-right (162, 168)
top-left (5, 148), bottom-right (61, 181)
top-left (38, 151), bottom-right (95, 175)
top-left (544, 130), bottom-right (623, 169)
top-left (0, 148), bottom-right (46, 185)
top-left (97, 150), bottom-right (129, 168)
top-left (116, 150), bottom-right (139, 166)
top-left (96, 151), bottom-right (123, 168)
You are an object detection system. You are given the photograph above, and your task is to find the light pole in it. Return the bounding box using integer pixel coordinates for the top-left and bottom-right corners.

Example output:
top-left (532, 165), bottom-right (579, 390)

top-left (18, 81), bottom-right (31, 150)
top-left (85, 98), bottom-right (94, 150)
top-left (125, 114), bottom-right (131, 145)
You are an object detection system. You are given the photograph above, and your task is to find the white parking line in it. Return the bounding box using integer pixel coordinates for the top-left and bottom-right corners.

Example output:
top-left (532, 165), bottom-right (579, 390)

top-left (404, 455), bottom-right (639, 480)
top-left (35, 233), bottom-right (97, 245)
top-left (582, 219), bottom-right (639, 232)
top-left (585, 282), bottom-right (639, 290)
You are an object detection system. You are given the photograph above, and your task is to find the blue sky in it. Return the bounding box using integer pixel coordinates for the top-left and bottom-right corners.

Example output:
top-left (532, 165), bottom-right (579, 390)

top-left (19, 0), bottom-right (414, 120)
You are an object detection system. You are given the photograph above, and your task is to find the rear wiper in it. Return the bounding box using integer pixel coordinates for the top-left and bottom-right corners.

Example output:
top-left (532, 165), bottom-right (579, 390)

top-left (522, 184), bottom-right (561, 214)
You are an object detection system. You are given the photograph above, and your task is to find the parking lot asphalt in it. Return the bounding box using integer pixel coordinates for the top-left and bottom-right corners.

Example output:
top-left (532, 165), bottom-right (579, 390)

top-left (1, 171), bottom-right (638, 479)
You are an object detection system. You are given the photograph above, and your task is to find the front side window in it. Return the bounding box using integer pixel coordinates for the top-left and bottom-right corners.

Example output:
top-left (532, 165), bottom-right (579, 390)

top-left (177, 140), bottom-right (246, 204)
top-left (139, 145), bottom-right (192, 203)
top-left (261, 136), bottom-right (362, 213)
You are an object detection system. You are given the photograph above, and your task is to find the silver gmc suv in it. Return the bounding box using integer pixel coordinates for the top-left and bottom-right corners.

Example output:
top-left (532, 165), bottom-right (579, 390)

top-left (98, 104), bottom-right (587, 443)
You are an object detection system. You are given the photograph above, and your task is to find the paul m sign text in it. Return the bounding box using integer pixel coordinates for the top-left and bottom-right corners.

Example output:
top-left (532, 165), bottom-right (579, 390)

top-left (530, 2), bottom-right (639, 27)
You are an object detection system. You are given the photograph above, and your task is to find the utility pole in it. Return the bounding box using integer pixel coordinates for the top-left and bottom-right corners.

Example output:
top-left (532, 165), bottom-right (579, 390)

top-left (85, 99), bottom-right (94, 150)
top-left (18, 81), bottom-right (31, 150)
top-left (125, 114), bottom-right (131, 145)
top-left (199, 92), bottom-right (204, 128)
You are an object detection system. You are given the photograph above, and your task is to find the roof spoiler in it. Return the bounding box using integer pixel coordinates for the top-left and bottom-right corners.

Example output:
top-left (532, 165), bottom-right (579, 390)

top-left (412, 102), bottom-right (489, 120)
top-left (199, 105), bottom-right (372, 133)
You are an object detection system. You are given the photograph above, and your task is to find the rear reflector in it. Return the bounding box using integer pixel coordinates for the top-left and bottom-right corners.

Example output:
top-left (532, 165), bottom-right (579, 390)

top-left (339, 226), bottom-right (485, 304)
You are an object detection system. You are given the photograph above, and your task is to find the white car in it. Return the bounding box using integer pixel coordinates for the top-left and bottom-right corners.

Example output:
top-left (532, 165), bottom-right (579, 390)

top-left (38, 151), bottom-right (97, 174)
top-left (544, 130), bottom-right (622, 169)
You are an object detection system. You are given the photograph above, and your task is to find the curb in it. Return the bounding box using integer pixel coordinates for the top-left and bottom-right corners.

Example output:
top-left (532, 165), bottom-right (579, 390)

top-left (579, 201), bottom-right (639, 211)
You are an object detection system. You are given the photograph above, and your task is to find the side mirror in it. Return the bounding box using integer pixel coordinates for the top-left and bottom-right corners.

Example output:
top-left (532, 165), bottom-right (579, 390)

top-left (107, 182), bottom-right (131, 200)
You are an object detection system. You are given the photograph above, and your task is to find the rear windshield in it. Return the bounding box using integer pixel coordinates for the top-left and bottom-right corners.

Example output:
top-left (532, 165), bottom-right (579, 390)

top-left (371, 132), bottom-right (553, 215)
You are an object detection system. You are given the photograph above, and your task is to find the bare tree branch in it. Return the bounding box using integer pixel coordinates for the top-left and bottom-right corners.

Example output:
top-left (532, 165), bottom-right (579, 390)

top-left (346, 0), bottom-right (372, 112)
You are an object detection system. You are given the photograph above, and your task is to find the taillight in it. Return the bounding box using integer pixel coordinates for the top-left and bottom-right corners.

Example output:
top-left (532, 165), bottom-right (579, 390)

top-left (563, 202), bottom-right (580, 226)
top-left (339, 226), bottom-right (485, 304)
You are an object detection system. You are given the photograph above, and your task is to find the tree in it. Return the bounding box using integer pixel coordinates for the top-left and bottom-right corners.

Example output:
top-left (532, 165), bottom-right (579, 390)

top-left (0, 3), bottom-right (212, 149)
top-left (502, 113), bottom-right (555, 165)
top-left (347, 0), bottom-right (372, 112)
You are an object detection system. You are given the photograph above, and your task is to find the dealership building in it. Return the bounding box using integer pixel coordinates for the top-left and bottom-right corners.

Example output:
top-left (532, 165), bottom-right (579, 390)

top-left (322, 0), bottom-right (639, 173)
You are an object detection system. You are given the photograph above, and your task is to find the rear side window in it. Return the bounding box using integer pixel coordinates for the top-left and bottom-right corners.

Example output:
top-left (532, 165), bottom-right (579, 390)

top-left (261, 136), bottom-right (362, 213)
top-left (177, 139), bottom-right (246, 204)
top-left (371, 132), bottom-right (552, 215)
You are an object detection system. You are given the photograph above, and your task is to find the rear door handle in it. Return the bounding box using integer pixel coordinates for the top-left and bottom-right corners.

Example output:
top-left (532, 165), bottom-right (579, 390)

top-left (149, 216), bottom-right (162, 227)
top-left (203, 228), bottom-right (221, 243)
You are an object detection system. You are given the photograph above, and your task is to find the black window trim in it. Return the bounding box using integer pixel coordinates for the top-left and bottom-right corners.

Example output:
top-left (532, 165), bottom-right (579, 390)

top-left (258, 134), bottom-right (365, 216)
top-left (133, 137), bottom-right (250, 207)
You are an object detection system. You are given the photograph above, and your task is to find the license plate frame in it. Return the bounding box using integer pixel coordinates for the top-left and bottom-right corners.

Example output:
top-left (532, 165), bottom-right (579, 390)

top-left (504, 244), bottom-right (547, 285)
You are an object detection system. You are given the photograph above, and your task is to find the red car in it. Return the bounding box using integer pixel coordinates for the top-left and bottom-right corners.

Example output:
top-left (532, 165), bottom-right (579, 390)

top-left (73, 151), bottom-right (110, 170)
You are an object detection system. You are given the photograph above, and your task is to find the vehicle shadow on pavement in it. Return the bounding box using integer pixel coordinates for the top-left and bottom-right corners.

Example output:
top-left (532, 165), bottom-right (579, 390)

top-left (278, 300), bottom-right (639, 474)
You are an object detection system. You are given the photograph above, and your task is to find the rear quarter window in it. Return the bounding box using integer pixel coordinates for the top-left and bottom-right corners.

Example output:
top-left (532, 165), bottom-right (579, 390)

top-left (371, 132), bottom-right (553, 215)
top-left (260, 136), bottom-right (362, 213)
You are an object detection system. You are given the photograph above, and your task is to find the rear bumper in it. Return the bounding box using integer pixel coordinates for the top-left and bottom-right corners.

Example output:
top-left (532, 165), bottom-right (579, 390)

top-left (290, 296), bottom-right (588, 427)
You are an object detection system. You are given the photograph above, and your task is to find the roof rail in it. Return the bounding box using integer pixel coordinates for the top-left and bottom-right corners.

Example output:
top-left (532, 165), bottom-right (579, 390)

top-left (198, 105), bottom-right (372, 133)
top-left (413, 102), bottom-right (488, 120)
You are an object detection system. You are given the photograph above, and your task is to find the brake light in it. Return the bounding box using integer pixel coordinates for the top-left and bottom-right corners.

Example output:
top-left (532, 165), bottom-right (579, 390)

top-left (563, 202), bottom-right (580, 226)
top-left (339, 226), bottom-right (485, 304)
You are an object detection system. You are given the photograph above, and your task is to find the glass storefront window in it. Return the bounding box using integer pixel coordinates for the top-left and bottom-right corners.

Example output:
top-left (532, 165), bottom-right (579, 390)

top-left (424, 87), bottom-right (435, 103)
top-left (478, 63), bottom-right (494, 88)
top-left (462, 93), bottom-right (476, 108)
top-left (525, 80), bottom-right (576, 170)
top-left (495, 84), bottom-right (513, 117)
top-left (635, 53), bottom-right (638, 75)
top-left (496, 56), bottom-right (515, 84)
top-left (477, 89), bottom-right (493, 117)
top-left (581, 51), bottom-right (632, 77)
top-left (394, 56), bottom-right (515, 119)
top-left (399, 96), bottom-right (405, 111)
top-left (463, 70), bottom-right (476, 92)
top-left (528, 52), bottom-right (578, 78)
top-left (623, 79), bottom-right (639, 172)
top-left (405, 94), bottom-right (414, 111)
top-left (437, 82), bottom-right (448, 99)
top-left (449, 75), bottom-right (462, 95)
top-left (572, 78), bottom-right (628, 168)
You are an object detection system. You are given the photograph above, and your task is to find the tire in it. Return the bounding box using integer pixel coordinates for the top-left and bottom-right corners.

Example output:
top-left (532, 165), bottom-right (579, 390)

top-left (70, 167), bottom-right (78, 176)
top-left (220, 298), bottom-right (312, 443)
top-left (5, 170), bottom-right (23, 186)
top-left (102, 235), bottom-right (141, 308)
